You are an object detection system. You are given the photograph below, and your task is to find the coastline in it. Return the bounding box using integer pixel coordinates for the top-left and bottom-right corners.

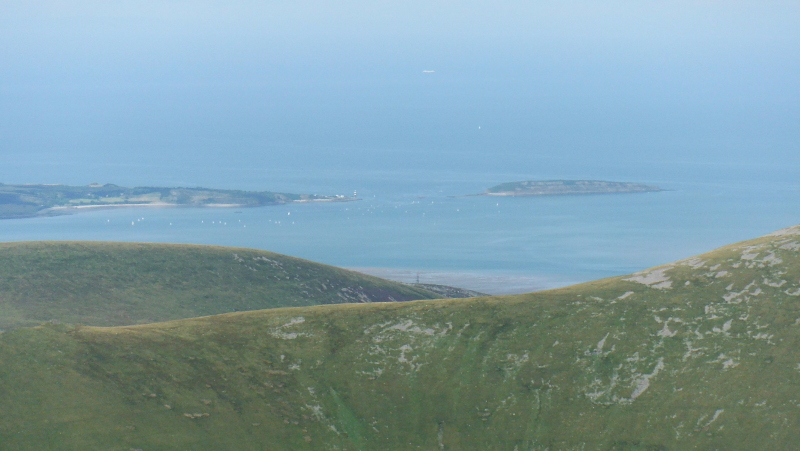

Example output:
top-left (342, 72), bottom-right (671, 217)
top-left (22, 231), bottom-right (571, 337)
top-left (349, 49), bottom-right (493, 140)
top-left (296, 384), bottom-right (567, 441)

top-left (4, 197), bottom-right (358, 220)
top-left (0, 182), bottom-right (360, 220)
top-left (44, 196), bottom-right (357, 211)
top-left (293, 197), bottom-right (359, 203)
top-left (481, 180), bottom-right (662, 197)
top-left (46, 202), bottom-right (180, 211)
top-left (481, 189), bottom-right (662, 197)
top-left (348, 267), bottom-right (580, 296)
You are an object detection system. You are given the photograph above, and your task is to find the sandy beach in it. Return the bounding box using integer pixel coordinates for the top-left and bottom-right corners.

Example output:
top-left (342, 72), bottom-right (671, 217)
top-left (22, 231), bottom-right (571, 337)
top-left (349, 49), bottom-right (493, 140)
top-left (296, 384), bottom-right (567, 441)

top-left (348, 267), bottom-right (577, 295)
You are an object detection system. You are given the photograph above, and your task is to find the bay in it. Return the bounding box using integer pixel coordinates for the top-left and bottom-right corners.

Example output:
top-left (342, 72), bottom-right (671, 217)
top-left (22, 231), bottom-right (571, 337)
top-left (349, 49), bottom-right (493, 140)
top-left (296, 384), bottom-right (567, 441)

top-left (1, 160), bottom-right (797, 295)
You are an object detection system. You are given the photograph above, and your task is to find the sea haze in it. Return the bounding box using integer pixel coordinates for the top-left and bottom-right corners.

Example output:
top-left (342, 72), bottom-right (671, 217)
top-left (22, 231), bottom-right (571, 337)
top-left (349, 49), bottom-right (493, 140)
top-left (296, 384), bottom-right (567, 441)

top-left (1, 2), bottom-right (799, 293)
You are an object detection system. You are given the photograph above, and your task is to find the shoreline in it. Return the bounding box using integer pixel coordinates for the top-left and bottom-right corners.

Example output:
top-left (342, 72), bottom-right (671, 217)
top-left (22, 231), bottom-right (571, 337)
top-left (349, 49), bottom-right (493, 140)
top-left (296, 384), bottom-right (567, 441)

top-left (3, 197), bottom-right (358, 220)
top-left (348, 267), bottom-right (581, 296)
top-left (449, 190), bottom-right (665, 199)
top-left (480, 180), bottom-right (663, 197)
top-left (0, 182), bottom-right (359, 220)
top-left (43, 198), bottom-right (356, 211)
top-left (481, 189), bottom-right (663, 197)
top-left (46, 202), bottom-right (181, 211)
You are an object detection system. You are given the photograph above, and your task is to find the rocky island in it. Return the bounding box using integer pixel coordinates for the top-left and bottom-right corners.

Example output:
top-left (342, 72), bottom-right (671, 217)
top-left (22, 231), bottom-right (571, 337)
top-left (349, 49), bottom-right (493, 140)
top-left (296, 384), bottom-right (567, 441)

top-left (0, 183), bottom-right (355, 219)
top-left (484, 179), bottom-right (661, 196)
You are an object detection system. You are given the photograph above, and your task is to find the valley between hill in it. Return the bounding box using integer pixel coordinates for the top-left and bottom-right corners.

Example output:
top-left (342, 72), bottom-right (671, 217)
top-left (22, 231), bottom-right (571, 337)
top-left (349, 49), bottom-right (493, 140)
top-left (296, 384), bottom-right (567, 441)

top-left (3, 226), bottom-right (800, 449)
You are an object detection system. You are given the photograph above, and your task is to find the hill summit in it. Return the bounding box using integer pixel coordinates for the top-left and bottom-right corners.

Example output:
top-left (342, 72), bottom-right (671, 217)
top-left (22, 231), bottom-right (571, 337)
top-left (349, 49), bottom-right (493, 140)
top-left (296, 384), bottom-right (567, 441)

top-left (0, 241), bottom-right (440, 330)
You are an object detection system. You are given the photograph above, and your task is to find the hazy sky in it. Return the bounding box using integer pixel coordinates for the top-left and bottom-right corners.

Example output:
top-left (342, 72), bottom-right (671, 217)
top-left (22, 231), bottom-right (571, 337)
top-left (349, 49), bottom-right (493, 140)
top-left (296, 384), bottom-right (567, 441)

top-left (2, 1), bottom-right (799, 184)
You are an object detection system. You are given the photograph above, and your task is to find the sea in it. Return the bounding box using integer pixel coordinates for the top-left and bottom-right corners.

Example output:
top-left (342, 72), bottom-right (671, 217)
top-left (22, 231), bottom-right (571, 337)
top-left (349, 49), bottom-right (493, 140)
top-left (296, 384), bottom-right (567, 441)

top-left (1, 157), bottom-right (798, 295)
top-left (2, 0), bottom-right (799, 295)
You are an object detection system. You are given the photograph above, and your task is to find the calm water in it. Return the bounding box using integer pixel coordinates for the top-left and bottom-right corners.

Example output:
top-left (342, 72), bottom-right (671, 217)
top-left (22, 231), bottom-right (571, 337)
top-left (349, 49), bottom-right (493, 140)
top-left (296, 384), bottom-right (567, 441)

top-left (1, 161), bottom-right (798, 294)
top-left (3, 2), bottom-right (799, 294)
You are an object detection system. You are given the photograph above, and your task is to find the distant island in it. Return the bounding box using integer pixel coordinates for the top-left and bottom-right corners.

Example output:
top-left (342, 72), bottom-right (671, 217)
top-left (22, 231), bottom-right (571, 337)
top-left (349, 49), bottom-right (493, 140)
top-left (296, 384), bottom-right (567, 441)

top-left (0, 183), bottom-right (355, 219)
top-left (483, 180), bottom-right (661, 196)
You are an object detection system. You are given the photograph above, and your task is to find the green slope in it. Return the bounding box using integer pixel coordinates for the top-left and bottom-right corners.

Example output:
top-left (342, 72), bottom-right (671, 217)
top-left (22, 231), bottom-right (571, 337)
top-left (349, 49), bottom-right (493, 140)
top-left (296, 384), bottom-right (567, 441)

top-left (3, 226), bottom-right (800, 449)
top-left (0, 241), bottom-right (441, 330)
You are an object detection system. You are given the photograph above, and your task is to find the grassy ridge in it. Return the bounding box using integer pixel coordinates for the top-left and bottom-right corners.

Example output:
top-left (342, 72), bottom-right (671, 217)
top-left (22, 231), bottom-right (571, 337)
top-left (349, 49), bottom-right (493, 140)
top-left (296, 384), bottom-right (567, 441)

top-left (0, 241), bottom-right (441, 331)
top-left (3, 226), bottom-right (800, 449)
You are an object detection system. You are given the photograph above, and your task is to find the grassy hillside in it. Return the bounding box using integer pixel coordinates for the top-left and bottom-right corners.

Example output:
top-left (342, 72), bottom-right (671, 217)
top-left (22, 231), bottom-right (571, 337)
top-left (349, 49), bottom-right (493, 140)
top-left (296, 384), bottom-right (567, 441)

top-left (3, 226), bottom-right (800, 449)
top-left (0, 241), bottom-right (441, 330)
